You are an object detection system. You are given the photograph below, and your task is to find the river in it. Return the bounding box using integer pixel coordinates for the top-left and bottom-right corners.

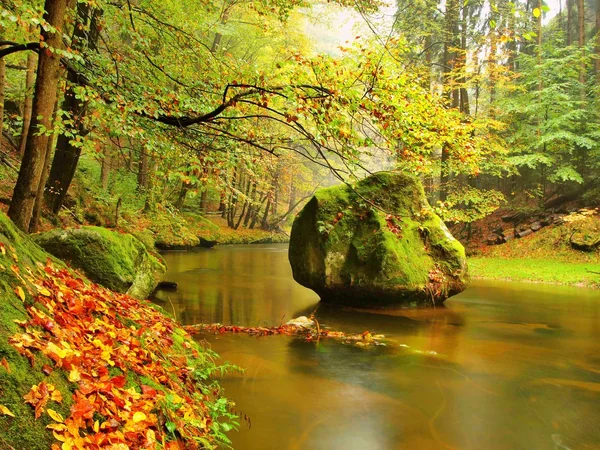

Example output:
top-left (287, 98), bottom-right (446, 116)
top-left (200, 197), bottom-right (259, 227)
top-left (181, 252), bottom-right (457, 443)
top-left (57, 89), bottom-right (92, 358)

top-left (152, 244), bottom-right (600, 450)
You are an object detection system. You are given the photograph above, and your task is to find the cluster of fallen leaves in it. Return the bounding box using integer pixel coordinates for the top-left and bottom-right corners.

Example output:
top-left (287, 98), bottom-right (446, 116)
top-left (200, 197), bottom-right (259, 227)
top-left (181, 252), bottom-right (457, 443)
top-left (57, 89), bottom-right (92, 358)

top-left (4, 260), bottom-right (233, 449)
top-left (184, 322), bottom-right (387, 347)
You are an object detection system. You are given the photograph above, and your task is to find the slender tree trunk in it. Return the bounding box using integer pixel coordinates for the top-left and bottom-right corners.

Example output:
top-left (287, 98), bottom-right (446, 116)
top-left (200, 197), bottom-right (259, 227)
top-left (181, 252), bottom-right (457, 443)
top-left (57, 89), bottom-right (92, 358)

top-left (458, 2), bottom-right (470, 115)
top-left (45, 3), bottom-right (98, 214)
top-left (143, 157), bottom-right (156, 213)
top-left (219, 191), bottom-right (227, 218)
top-left (243, 181), bottom-right (257, 227)
top-left (567, 0), bottom-right (574, 46)
top-left (577, 0), bottom-right (585, 86)
top-left (537, 0), bottom-right (543, 93)
top-left (137, 147), bottom-right (149, 191)
top-left (29, 99), bottom-right (59, 233)
top-left (18, 53), bottom-right (37, 158)
top-left (8, 0), bottom-right (68, 231)
top-left (0, 45), bottom-right (5, 138)
top-left (100, 148), bottom-right (112, 189)
top-left (440, 0), bottom-right (460, 202)
top-left (489, 2), bottom-right (498, 115)
top-left (249, 192), bottom-right (267, 229)
top-left (175, 182), bottom-right (189, 209)
top-left (261, 196), bottom-right (272, 229)
top-left (507, 2), bottom-right (517, 71)
top-left (596, 0), bottom-right (600, 81)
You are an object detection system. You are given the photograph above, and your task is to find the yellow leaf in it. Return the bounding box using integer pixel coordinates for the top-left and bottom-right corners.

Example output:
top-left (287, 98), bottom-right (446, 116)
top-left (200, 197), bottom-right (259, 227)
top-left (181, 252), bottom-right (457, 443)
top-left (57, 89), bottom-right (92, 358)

top-left (132, 411), bottom-right (147, 423)
top-left (47, 408), bottom-right (64, 423)
top-left (51, 390), bottom-right (63, 404)
top-left (533, 7), bottom-right (541, 17)
top-left (68, 366), bottom-right (81, 383)
top-left (0, 404), bottom-right (15, 417)
top-left (38, 287), bottom-right (52, 297)
top-left (15, 286), bottom-right (25, 302)
top-left (93, 420), bottom-right (99, 433)
top-left (47, 342), bottom-right (68, 359)
top-left (61, 442), bottom-right (72, 450)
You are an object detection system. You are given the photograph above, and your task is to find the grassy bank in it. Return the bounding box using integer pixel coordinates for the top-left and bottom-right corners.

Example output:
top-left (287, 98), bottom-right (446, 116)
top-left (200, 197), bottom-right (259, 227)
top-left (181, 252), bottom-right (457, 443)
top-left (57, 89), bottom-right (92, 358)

top-left (468, 257), bottom-right (600, 288)
top-left (468, 211), bottom-right (600, 288)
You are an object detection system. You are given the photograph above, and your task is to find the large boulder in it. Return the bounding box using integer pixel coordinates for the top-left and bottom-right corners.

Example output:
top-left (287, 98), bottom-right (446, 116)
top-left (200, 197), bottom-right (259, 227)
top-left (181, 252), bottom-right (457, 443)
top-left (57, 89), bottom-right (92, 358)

top-left (288, 172), bottom-right (468, 307)
top-left (33, 226), bottom-right (166, 299)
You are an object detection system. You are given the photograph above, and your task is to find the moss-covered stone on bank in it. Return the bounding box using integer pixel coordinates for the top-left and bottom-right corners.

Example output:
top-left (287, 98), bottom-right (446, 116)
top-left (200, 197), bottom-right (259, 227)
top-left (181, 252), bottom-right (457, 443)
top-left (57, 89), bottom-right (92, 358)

top-left (289, 172), bottom-right (468, 307)
top-left (32, 226), bottom-right (166, 299)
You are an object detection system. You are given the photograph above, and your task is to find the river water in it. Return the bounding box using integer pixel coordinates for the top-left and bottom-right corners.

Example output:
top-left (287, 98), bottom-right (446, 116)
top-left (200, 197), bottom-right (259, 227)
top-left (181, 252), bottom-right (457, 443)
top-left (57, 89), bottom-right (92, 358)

top-left (153, 244), bottom-right (600, 450)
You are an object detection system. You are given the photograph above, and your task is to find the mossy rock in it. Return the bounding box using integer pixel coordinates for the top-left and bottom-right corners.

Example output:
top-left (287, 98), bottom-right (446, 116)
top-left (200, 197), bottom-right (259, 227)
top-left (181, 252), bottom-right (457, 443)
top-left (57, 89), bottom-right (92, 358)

top-left (32, 226), bottom-right (166, 299)
top-left (569, 217), bottom-right (600, 252)
top-left (288, 172), bottom-right (468, 307)
top-left (0, 213), bottom-right (74, 449)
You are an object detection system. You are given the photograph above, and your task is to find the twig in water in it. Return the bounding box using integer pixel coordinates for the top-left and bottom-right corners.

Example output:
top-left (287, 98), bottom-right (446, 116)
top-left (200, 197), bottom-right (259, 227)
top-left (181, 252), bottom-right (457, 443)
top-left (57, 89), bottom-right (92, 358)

top-left (166, 296), bottom-right (177, 319)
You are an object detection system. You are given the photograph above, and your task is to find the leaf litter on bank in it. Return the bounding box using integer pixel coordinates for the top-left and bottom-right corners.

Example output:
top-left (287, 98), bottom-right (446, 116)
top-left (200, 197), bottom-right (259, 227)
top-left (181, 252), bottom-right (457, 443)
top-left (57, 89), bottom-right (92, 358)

top-left (7, 261), bottom-right (237, 449)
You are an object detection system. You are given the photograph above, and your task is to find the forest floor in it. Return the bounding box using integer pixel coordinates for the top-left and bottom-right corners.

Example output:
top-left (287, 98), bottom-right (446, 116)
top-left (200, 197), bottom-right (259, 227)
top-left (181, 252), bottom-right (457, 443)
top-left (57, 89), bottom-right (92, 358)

top-left (455, 207), bottom-right (600, 288)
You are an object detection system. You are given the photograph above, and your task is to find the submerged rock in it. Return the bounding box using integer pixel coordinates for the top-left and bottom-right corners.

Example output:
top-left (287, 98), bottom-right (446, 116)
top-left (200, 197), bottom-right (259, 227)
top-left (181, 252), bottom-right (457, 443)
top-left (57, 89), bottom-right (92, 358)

top-left (288, 172), bottom-right (468, 307)
top-left (33, 226), bottom-right (166, 299)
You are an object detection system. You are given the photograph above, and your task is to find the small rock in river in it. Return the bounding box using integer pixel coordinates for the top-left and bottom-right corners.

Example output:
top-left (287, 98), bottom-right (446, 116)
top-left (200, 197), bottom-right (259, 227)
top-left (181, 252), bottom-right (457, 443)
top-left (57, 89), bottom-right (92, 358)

top-left (286, 316), bottom-right (315, 329)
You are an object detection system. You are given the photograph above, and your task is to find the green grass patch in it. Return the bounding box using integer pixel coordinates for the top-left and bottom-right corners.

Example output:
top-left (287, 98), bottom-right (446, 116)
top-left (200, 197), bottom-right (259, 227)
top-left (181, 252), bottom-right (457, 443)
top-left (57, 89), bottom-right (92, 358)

top-left (468, 257), bottom-right (600, 288)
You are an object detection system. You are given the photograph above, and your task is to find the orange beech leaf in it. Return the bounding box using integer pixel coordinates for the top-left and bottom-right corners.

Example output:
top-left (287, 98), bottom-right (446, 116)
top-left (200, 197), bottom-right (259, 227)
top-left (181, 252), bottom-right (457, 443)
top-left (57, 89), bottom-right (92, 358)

top-left (0, 357), bottom-right (10, 373)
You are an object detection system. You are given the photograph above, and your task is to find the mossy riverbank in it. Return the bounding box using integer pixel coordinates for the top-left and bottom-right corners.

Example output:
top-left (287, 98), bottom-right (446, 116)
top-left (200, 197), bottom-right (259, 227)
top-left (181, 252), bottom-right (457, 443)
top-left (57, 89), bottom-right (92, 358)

top-left (467, 211), bottom-right (600, 288)
top-left (468, 257), bottom-right (600, 288)
top-left (0, 212), bottom-right (236, 449)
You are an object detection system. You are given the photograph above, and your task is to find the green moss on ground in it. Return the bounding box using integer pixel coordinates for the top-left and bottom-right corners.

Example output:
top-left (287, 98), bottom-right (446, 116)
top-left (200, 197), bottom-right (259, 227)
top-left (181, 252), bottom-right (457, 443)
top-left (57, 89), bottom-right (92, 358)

top-left (471, 213), bottom-right (600, 287)
top-left (468, 257), bottom-right (600, 287)
top-left (0, 214), bottom-right (73, 450)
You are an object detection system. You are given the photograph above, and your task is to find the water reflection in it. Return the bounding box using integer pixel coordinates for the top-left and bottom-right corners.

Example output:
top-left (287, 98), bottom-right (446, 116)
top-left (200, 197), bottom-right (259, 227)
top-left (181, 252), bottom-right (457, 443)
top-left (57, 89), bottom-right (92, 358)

top-left (154, 244), bottom-right (600, 450)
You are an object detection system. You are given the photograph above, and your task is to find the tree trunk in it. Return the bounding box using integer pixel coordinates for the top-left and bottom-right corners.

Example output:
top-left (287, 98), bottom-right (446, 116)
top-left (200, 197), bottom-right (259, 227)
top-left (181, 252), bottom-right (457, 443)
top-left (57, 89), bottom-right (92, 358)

top-left (0, 45), bottom-right (5, 139)
top-left (219, 191), bottom-right (227, 218)
top-left (100, 148), bottom-right (112, 190)
top-left (137, 147), bottom-right (149, 191)
top-left (18, 53), bottom-right (37, 158)
top-left (489, 2), bottom-right (498, 115)
top-left (249, 192), bottom-right (267, 229)
top-left (596, 0), bottom-right (600, 81)
top-left (440, 0), bottom-right (460, 202)
top-left (459, 2), bottom-right (470, 115)
top-left (44, 3), bottom-right (98, 214)
top-left (143, 157), bottom-right (156, 213)
top-left (577, 0), bottom-right (585, 86)
top-left (567, 0), bottom-right (574, 46)
top-left (243, 181), bottom-right (257, 227)
top-left (8, 0), bottom-right (69, 231)
top-left (29, 99), bottom-right (59, 233)
top-left (176, 181), bottom-right (189, 209)
top-left (261, 196), bottom-right (272, 229)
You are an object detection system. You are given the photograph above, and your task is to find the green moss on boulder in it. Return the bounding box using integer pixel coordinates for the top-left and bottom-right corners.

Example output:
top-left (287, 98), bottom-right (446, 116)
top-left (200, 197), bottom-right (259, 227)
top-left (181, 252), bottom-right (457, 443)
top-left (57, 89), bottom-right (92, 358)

top-left (288, 172), bottom-right (468, 307)
top-left (32, 226), bottom-right (166, 299)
